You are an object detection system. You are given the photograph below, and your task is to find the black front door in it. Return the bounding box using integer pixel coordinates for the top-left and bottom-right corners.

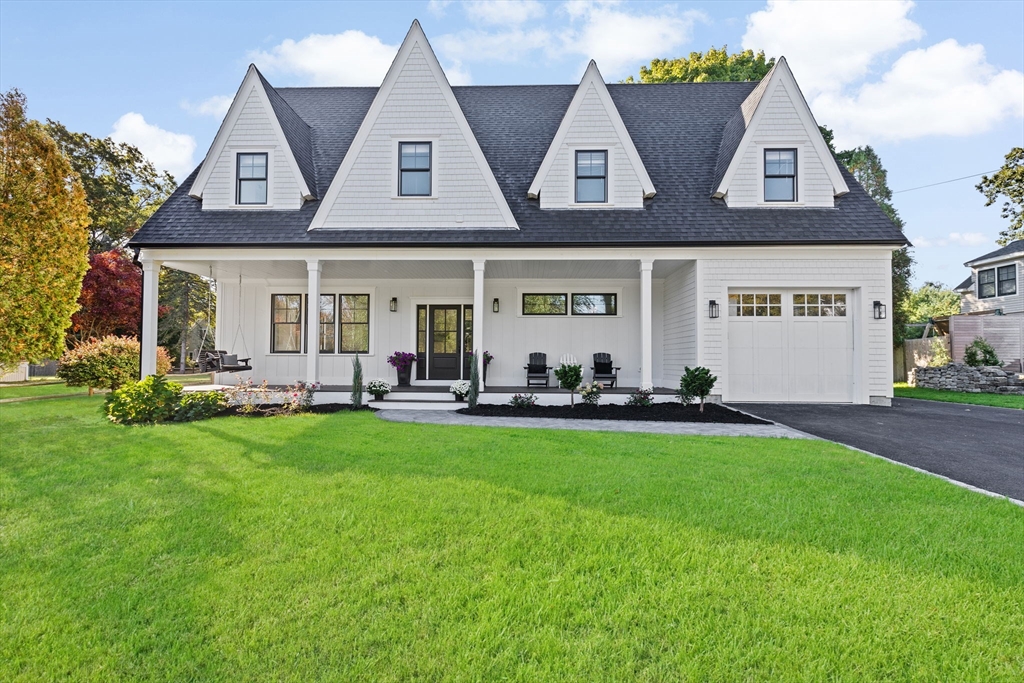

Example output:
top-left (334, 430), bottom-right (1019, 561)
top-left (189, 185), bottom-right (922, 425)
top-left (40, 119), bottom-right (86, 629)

top-left (429, 306), bottom-right (461, 380)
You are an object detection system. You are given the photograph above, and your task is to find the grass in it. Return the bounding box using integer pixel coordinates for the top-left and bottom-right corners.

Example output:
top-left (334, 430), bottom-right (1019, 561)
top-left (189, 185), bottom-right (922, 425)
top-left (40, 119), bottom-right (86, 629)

top-left (894, 382), bottom-right (1024, 409)
top-left (1, 397), bottom-right (1022, 681)
top-left (0, 374), bottom-right (212, 401)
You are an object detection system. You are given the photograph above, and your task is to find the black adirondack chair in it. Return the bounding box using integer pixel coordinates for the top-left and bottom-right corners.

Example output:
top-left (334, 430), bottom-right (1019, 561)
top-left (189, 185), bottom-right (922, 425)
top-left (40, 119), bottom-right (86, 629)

top-left (591, 353), bottom-right (620, 388)
top-left (524, 352), bottom-right (552, 387)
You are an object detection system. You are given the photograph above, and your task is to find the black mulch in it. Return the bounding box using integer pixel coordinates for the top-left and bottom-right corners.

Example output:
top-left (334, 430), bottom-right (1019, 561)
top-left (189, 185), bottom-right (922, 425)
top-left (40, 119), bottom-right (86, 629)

top-left (217, 403), bottom-right (377, 418)
top-left (457, 402), bottom-right (770, 424)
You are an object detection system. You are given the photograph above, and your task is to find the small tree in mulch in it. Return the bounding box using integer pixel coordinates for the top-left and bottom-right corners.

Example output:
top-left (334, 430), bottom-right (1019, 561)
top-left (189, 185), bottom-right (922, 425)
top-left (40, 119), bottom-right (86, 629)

top-left (554, 362), bottom-right (583, 407)
top-left (468, 353), bottom-right (480, 409)
top-left (678, 366), bottom-right (717, 413)
top-left (351, 354), bottom-right (364, 408)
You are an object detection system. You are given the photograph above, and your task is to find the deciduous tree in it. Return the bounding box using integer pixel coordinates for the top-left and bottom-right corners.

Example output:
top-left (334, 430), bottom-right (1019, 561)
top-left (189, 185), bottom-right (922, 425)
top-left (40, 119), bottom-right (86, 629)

top-left (629, 47), bottom-right (774, 83)
top-left (901, 282), bottom-right (961, 324)
top-left (0, 89), bottom-right (90, 369)
top-left (69, 249), bottom-right (142, 343)
top-left (977, 147), bottom-right (1024, 246)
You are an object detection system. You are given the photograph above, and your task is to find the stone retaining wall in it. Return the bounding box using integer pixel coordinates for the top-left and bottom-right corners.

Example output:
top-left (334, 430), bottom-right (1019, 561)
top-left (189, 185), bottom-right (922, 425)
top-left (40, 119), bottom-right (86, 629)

top-left (908, 363), bottom-right (1024, 394)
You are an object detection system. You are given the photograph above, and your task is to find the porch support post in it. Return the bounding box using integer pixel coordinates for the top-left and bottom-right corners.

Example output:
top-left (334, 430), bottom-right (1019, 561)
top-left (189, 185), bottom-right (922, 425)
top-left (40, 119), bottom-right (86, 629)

top-left (306, 259), bottom-right (321, 383)
top-left (473, 259), bottom-right (485, 391)
top-left (140, 259), bottom-right (161, 378)
top-left (640, 259), bottom-right (654, 390)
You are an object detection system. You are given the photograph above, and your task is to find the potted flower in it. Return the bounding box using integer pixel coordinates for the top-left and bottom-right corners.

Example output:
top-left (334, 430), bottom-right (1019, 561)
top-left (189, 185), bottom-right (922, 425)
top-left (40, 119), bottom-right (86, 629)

top-left (366, 379), bottom-right (391, 401)
top-left (387, 351), bottom-right (417, 386)
top-left (449, 380), bottom-right (471, 401)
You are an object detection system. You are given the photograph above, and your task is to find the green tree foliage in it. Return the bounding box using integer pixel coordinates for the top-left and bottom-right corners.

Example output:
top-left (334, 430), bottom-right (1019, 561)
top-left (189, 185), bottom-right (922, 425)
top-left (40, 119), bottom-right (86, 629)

top-left (105, 374), bottom-right (183, 425)
top-left (158, 268), bottom-right (216, 372)
top-left (928, 337), bottom-right (951, 368)
top-left (0, 89), bottom-right (90, 369)
top-left (963, 337), bottom-right (1000, 367)
top-left (553, 362), bottom-right (583, 406)
top-left (629, 47), bottom-right (774, 83)
top-left (44, 120), bottom-right (176, 251)
top-left (901, 282), bottom-right (961, 324)
top-left (678, 366), bottom-right (718, 413)
top-left (976, 147), bottom-right (1024, 246)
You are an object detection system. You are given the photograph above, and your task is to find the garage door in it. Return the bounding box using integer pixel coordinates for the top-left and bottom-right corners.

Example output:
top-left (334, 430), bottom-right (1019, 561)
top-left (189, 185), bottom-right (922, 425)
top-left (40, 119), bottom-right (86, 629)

top-left (727, 291), bottom-right (854, 402)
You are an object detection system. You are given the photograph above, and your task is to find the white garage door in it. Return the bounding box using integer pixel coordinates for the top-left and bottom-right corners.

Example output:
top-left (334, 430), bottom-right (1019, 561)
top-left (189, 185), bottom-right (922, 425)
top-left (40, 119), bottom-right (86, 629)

top-left (727, 291), bottom-right (854, 402)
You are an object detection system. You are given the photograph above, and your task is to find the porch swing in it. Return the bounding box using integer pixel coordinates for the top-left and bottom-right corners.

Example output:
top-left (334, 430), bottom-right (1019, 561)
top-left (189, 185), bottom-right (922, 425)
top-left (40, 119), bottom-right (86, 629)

top-left (198, 275), bottom-right (252, 373)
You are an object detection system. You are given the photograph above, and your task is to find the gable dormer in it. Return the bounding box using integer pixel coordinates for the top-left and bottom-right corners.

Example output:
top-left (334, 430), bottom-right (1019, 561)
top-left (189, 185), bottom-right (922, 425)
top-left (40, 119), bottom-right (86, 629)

top-left (528, 61), bottom-right (655, 209)
top-left (189, 65), bottom-right (314, 210)
top-left (712, 57), bottom-right (848, 208)
top-left (309, 21), bottom-right (517, 230)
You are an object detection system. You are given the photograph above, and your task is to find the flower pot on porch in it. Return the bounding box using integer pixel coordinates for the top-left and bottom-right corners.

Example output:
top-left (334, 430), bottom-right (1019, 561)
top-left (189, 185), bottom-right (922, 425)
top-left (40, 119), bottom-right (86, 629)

top-left (397, 366), bottom-right (412, 386)
top-left (454, 395), bottom-right (465, 402)
top-left (371, 393), bottom-right (386, 402)
top-left (483, 365), bottom-right (488, 384)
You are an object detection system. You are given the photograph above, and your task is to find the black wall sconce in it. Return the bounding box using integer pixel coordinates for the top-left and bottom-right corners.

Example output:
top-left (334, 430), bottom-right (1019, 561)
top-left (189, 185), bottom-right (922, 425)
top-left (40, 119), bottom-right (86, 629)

top-left (492, 298), bottom-right (500, 313)
top-left (389, 297), bottom-right (398, 313)
top-left (708, 299), bottom-right (720, 319)
top-left (873, 300), bottom-right (886, 320)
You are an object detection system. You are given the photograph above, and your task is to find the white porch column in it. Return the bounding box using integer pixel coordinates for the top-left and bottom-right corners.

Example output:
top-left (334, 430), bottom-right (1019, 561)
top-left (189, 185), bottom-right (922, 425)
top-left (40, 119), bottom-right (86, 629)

top-left (140, 259), bottom-right (161, 378)
top-left (473, 259), bottom-right (485, 390)
top-left (640, 259), bottom-right (654, 390)
top-left (306, 259), bottom-right (321, 383)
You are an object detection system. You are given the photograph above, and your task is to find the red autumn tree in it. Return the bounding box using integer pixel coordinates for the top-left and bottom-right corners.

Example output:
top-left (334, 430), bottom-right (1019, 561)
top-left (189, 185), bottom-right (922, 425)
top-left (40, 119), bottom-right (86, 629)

top-left (68, 249), bottom-right (141, 344)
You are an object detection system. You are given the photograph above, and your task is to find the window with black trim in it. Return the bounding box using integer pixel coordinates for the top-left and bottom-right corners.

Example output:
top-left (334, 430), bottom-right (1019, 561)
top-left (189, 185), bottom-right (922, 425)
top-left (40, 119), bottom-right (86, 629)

top-left (237, 153), bottom-right (268, 204)
top-left (764, 149), bottom-right (796, 202)
top-left (571, 293), bottom-right (617, 315)
top-left (978, 268), bottom-right (996, 298)
top-left (339, 295), bottom-right (370, 353)
top-left (304, 294), bottom-right (336, 353)
top-left (271, 294), bottom-right (302, 353)
top-left (523, 293), bottom-right (567, 315)
top-left (997, 265), bottom-right (1017, 296)
top-left (575, 150), bottom-right (607, 203)
top-left (399, 142), bottom-right (431, 196)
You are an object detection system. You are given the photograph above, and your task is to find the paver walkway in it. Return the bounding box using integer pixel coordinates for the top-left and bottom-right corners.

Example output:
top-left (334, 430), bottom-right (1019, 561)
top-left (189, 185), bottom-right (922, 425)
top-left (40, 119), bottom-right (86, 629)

top-left (377, 409), bottom-right (810, 438)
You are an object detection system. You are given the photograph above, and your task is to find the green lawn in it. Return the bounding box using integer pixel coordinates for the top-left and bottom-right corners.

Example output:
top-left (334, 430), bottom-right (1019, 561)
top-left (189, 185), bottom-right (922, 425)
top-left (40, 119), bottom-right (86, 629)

top-left (894, 382), bottom-right (1024, 409)
top-left (0, 374), bottom-right (212, 401)
top-left (2, 398), bottom-right (1022, 681)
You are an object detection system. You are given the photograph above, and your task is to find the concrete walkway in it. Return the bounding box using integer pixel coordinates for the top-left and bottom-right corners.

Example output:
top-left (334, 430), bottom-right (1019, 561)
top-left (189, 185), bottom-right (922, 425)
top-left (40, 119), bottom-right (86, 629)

top-left (377, 409), bottom-right (811, 438)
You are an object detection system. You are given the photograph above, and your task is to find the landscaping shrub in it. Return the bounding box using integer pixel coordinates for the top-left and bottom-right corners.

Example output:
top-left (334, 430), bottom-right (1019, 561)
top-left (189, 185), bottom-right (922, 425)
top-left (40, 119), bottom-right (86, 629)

top-left (509, 393), bottom-right (537, 408)
top-left (468, 354), bottom-right (480, 408)
top-left (351, 355), bottom-right (364, 408)
top-left (282, 381), bottom-right (318, 413)
top-left (105, 375), bottom-right (182, 424)
top-left (625, 388), bottom-right (654, 407)
top-left (174, 390), bottom-right (227, 422)
top-left (928, 336), bottom-right (952, 367)
top-left (58, 335), bottom-right (170, 391)
top-left (554, 362), bottom-right (583, 406)
top-left (678, 365), bottom-right (718, 413)
top-left (580, 381), bottom-right (603, 406)
top-left (964, 337), bottom-right (1000, 367)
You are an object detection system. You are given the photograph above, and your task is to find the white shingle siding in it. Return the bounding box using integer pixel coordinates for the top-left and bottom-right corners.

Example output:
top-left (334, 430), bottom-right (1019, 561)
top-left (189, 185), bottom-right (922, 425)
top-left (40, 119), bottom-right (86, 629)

top-left (201, 86), bottom-right (303, 210)
top-left (319, 45), bottom-right (509, 229)
top-left (662, 262), bottom-right (697, 382)
top-left (725, 82), bottom-right (835, 208)
top-left (539, 83), bottom-right (645, 209)
top-left (960, 258), bottom-right (1023, 315)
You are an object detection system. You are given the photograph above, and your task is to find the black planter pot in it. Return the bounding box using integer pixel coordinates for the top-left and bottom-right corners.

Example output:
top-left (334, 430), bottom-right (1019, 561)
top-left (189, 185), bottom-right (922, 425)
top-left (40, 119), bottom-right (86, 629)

top-left (483, 364), bottom-right (488, 384)
top-left (454, 395), bottom-right (465, 402)
top-left (397, 366), bottom-right (412, 386)
top-left (372, 393), bottom-right (386, 401)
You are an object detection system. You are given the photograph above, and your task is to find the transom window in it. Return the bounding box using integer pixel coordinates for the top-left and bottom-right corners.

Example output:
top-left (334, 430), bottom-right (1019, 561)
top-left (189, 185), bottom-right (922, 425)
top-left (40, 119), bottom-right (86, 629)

top-left (237, 153), bottom-right (268, 205)
top-left (729, 293), bottom-right (782, 317)
top-left (575, 150), bottom-right (607, 203)
top-left (271, 294), bottom-right (302, 353)
top-left (571, 293), bottom-right (617, 315)
top-left (399, 142), bottom-right (431, 196)
top-left (764, 149), bottom-right (796, 202)
top-left (979, 265), bottom-right (1017, 298)
top-left (794, 293), bottom-right (846, 317)
top-left (523, 293), bottom-right (568, 315)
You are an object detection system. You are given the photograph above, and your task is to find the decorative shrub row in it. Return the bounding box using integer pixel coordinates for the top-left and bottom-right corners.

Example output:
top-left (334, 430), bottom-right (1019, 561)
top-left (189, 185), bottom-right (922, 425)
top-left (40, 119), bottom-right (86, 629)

top-left (105, 375), bottom-right (226, 425)
top-left (58, 335), bottom-right (171, 391)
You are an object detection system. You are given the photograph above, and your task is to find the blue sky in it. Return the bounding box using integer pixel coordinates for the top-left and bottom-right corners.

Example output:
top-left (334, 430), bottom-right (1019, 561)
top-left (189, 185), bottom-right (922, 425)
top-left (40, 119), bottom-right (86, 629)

top-left (2, 0), bottom-right (1022, 287)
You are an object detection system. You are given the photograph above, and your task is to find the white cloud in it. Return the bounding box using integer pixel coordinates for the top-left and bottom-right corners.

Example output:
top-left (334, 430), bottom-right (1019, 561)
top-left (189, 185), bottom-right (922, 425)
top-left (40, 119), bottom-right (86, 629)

top-left (110, 113), bottom-right (196, 180)
top-left (912, 231), bottom-right (989, 249)
top-left (743, 0), bottom-right (924, 98)
top-left (464, 1), bottom-right (546, 26)
top-left (250, 31), bottom-right (399, 86)
top-left (180, 95), bottom-right (233, 118)
top-left (435, 27), bottom-right (557, 66)
top-left (428, 0), bottom-right (453, 16)
top-left (814, 40), bottom-right (1024, 147)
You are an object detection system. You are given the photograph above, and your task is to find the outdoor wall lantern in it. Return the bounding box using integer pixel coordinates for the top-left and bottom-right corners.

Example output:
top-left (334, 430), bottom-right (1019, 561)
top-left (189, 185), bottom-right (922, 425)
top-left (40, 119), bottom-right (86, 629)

top-left (390, 297), bottom-right (398, 313)
top-left (492, 298), bottom-right (500, 313)
top-left (708, 299), bottom-right (720, 319)
top-left (873, 300), bottom-right (886, 320)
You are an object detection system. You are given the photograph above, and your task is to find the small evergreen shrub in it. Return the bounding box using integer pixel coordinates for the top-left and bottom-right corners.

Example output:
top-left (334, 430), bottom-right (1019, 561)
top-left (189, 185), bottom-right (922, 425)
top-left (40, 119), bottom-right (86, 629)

top-left (580, 381), bottom-right (603, 406)
top-left (58, 335), bottom-right (171, 391)
top-left (963, 337), bottom-right (1000, 367)
top-left (105, 375), bottom-right (182, 424)
top-left (509, 393), bottom-right (537, 408)
top-left (554, 362), bottom-right (583, 406)
top-left (174, 390), bottom-right (227, 422)
top-left (625, 388), bottom-right (654, 407)
top-left (468, 354), bottom-right (480, 408)
top-left (351, 354), bottom-right (364, 408)
top-left (927, 337), bottom-right (952, 367)
top-left (678, 366), bottom-right (718, 413)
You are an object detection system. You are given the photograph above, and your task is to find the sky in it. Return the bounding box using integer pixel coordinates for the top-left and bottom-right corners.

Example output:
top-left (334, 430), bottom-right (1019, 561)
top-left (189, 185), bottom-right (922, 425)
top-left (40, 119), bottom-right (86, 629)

top-left (1, 0), bottom-right (1022, 287)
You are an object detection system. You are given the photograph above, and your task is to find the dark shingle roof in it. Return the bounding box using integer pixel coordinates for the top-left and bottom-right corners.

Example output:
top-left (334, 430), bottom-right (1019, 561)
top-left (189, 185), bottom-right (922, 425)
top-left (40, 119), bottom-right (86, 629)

top-left (256, 69), bottom-right (317, 198)
top-left (711, 70), bottom-right (771, 193)
top-left (130, 82), bottom-right (908, 249)
top-left (954, 274), bottom-right (974, 291)
top-left (965, 239), bottom-right (1024, 266)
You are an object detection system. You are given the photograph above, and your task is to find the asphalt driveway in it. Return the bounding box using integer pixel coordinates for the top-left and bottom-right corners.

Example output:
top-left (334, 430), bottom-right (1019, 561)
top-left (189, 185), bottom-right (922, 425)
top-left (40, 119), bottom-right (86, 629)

top-left (731, 398), bottom-right (1024, 501)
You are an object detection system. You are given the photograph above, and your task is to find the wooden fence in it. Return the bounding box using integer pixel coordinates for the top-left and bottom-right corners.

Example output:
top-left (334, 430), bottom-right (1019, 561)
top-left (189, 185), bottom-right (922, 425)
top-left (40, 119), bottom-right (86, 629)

top-left (894, 337), bottom-right (949, 383)
top-left (950, 315), bottom-right (1024, 367)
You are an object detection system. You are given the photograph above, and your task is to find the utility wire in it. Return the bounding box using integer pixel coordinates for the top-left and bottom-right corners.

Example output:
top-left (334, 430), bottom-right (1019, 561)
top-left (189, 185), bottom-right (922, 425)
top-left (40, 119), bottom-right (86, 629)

top-left (893, 170), bottom-right (998, 194)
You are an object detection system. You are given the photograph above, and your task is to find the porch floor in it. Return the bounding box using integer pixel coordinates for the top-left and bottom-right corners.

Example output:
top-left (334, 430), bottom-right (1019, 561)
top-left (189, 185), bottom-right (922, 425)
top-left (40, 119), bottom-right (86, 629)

top-left (319, 385), bottom-right (677, 395)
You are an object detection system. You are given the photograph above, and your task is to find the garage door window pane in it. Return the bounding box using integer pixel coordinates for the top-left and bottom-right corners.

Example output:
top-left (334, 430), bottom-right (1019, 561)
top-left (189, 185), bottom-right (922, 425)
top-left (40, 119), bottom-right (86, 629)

top-left (795, 293), bottom-right (846, 317)
top-left (728, 293), bottom-right (740, 316)
top-left (732, 293), bottom-right (781, 317)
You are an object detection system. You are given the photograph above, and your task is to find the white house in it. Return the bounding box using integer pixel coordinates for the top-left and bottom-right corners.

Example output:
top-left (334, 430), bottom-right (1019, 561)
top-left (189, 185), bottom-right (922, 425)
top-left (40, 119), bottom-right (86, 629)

top-left (129, 21), bottom-right (906, 405)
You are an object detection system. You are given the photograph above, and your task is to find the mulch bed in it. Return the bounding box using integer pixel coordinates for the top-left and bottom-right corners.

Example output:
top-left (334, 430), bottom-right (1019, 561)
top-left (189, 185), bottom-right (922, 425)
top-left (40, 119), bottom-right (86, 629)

top-left (457, 402), bottom-right (770, 424)
top-left (217, 403), bottom-right (377, 418)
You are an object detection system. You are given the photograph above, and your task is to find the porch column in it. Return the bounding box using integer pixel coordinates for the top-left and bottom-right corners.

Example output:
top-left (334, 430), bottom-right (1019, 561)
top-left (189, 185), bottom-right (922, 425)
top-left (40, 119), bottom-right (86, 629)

top-left (473, 259), bottom-right (485, 390)
top-left (140, 259), bottom-right (161, 378)
top-left (640, 259), bottom-right (654, 390)
top-left (306, 259), bottom-right (321, 383)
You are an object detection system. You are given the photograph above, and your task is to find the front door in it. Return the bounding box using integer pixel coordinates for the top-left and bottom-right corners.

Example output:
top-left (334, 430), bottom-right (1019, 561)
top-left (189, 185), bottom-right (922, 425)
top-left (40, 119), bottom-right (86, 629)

top-left (429, 306), bottom-right (462, 380)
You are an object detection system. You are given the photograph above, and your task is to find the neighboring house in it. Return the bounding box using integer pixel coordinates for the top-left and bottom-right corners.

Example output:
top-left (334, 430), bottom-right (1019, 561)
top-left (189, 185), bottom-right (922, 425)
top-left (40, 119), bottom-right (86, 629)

top-left (129, 21), bottom-right (906, 404)
top-left (954, 239), bottom-right (1024, 316)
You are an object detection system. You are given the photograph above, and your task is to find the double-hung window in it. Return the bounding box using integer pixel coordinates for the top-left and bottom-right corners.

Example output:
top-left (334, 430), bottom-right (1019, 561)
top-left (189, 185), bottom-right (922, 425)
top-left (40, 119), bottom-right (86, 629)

top-left (764, 149), bottom-right (796, 202)
top-left (271, 294), bottom-right (302, 353)
top-left (339, 295), bottom-right (370, 353)
top-left (978, 268), bottom-right (996, 298)
top-left (399, 142), bottom-right (431, 196)
top-left (304, 294), bottom-right (336, 353)
top-left (237, 153), bottom-right (268, 204)
top-left (575, 151), bottom-right (607, 203)
top-left (981, 265), bottom-right (1018, 298)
